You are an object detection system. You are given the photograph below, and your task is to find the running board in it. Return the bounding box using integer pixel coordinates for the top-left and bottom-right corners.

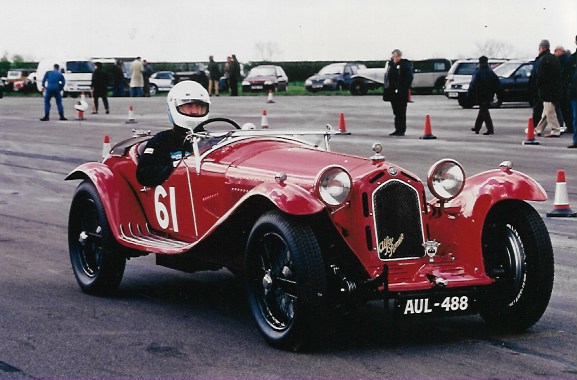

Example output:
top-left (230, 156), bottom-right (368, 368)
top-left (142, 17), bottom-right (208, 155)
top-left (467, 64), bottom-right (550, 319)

top-left (119, 223), bottom-right (191, 253)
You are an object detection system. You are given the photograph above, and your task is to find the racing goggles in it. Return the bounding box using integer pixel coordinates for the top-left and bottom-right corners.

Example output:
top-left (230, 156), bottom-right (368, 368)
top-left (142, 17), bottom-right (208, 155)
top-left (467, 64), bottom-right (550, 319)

top-left (175, 99), bottom-right (209, 117)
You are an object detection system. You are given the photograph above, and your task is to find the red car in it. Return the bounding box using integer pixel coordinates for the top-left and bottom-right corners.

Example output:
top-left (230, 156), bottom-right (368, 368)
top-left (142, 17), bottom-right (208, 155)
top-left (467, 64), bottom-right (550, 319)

top-left (66, 118), bottom-right (554, 351)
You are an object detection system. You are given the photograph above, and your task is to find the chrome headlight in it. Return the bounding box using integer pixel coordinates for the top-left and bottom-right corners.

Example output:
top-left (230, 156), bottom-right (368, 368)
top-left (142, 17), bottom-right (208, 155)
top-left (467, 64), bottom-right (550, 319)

top-left (427, 159), bottom-right (465, 201)
top-left (323, 78), bottom-right (334, 85)
top-left (242, 80), bottom-right (250, 86)
top-left (264, 80), bottom-right (273, 85)
top-left (305, 79), bottom-right (312, 86)
top-left (316, 166), bottom-right (352, 206)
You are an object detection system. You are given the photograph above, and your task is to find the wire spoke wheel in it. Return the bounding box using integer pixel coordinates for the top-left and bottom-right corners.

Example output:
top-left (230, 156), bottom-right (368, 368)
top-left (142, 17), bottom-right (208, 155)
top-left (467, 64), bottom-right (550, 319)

top-left (245, 211), bottom-right (326, 351)
top-left (68, 181), bottom-right (125, 295)
top-left (480, 201), bottom-right (554, 331)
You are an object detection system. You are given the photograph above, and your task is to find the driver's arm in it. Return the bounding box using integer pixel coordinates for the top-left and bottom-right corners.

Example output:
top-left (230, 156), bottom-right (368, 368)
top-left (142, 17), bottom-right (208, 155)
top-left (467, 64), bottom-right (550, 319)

top-left (136, 133), bottom-right (175, 187)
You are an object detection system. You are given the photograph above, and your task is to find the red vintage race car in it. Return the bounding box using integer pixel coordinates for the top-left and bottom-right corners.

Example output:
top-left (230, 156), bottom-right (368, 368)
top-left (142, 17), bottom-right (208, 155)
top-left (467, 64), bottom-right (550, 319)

top-left (66, 118), bottom-right (554, 351)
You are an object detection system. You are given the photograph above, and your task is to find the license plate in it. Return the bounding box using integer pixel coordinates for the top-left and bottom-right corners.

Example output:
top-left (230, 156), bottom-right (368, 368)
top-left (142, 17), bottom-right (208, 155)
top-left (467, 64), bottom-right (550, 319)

top-left (252, 85), bottom-right (263, 90)
top-left (397, 294), bottom-right (475, 316)
top-left (448, 92), bottom-right (458, 98)
top-left (312, 84), bottom-right (322, 88)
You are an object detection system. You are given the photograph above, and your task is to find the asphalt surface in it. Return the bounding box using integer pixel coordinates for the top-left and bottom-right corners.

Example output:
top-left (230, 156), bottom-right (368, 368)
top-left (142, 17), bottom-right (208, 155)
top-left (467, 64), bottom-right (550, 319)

top-left (0, 94), bottom-right (575, 379)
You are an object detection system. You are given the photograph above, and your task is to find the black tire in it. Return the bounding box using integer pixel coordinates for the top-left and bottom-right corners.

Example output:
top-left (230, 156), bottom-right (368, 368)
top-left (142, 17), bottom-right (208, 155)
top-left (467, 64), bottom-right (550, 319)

top-left (68, 181), bottom-right (126, 295)
top-left (458, 93), bottom-right (473, 108)
top-left (335, 81), bottom-right (343, 91)
top-left (149, 84), bottom-right (158, 96)
top-left (349, 79), bottom-right (367, 96)
top-left (479, 201), bottom-right (554, 332)
top-left (245, 211), bottom-right (327, 351)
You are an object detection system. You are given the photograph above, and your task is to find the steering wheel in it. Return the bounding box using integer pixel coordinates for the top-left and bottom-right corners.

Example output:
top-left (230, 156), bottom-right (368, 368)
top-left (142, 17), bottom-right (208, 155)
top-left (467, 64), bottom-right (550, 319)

top-left (193, 117), bottom-right (241, 133)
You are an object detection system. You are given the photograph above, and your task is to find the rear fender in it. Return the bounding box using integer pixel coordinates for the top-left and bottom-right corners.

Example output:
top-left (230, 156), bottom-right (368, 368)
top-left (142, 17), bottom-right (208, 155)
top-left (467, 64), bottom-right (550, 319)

top-left (66, 162), bottom-right (148, 239)
top-left (246, 182), bottom-right (325, 216)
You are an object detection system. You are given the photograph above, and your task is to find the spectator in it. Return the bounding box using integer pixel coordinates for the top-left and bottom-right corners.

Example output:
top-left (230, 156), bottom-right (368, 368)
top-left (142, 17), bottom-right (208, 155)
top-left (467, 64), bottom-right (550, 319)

top-left (383, 49), bottom-right (413, 136)
top-left (143, 60), bottom-right (153, 97)
top-left (529, 53), bottom-right (543, 132)
top-left (467, 56), bottom-right (501, 135)
top-left (223, 56), bottom-right (232, 92)
top-left (554, 45), bottom-right (573, 133)
top-left (90, 62), bottom-right (109, 114)
top-left (567, 36), bottom-right (577, 148)
top-left (208, 55), bottom-right (221, 96)
top-left (534, 39), bottom-right (562, 138)
top-left (229, 54), bottom-right (241, 96)
top-left (112, 61), bottom-right (125, 97)
top-left (40, 64), bottom-right (67, 121)
top-left (130, 57), bottom-right (144, 97)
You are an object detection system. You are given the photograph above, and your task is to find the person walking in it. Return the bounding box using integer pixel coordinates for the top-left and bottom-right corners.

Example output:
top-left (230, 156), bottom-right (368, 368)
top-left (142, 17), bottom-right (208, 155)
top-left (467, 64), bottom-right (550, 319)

top-left (568, 35), bottom-right (577, 148)
top-left (143, 60), bottom-right (153, 97)
top-left (467, 56), bottom-right (501, 135)
top-left (40, 64), bottom-right (67, 121)
top-left (130, 57), bottom-right (144, 97)
top-left (208, 55), bottom-right (221, 96)
top-left (112, 61), bottom-right (125, 97)
top-left (90, 62), bottom-right (109, 114)
top-left (229, 54), bottom-right (241, 96)
top-left (534, 39), bottom-right (563, 138)
top-left (554, 46), bottom-right (573, 133)
top-left (383, 49), bottom-right (413, 136)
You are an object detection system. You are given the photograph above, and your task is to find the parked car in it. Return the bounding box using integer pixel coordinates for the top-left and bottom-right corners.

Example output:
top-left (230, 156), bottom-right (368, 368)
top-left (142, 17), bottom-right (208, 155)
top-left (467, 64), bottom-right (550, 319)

top-left (5, 68), bottom-right (34, 92)
top-left (493, 59), bottom-right (534, 107)
top-left (0, 79), bottom-right (4, 98)
top-left (13, 71), bottom-right (37, 93)
top-left (66, 118), bottom-right (554, 351)
top-left (349, 58), bottom-right (451, 95)
top-left (36, 58), bottom-right (95, 97)
top-left (242, 65), bottom-right (288, 92)
top-left (444, 59), bottom-right (505, 107)
top-left (149, 71), bottom-right (175, 95)
top-left (305, 62), bottom-right (366, 92)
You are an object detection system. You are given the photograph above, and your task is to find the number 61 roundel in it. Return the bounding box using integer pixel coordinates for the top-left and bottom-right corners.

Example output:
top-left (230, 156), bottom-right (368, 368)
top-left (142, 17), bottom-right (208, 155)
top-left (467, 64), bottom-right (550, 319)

top-left (154, 185), bottom-right (179, 232)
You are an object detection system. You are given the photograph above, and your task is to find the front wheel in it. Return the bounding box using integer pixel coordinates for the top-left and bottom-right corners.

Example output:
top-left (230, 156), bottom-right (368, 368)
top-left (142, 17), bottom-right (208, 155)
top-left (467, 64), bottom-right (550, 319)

top-left (479, 201), bottom-right (554, 331)
top-left (68, 181), bottom-right (126, 295)
top-left (245, 211), bottom-right (327, 351)
top-left (149, 84), bottom-right (158, 96)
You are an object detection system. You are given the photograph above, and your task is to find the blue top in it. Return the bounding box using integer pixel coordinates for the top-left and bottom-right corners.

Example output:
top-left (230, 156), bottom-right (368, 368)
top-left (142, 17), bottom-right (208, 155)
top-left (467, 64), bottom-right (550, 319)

top-left (42, 69), bottom-right (65, 91)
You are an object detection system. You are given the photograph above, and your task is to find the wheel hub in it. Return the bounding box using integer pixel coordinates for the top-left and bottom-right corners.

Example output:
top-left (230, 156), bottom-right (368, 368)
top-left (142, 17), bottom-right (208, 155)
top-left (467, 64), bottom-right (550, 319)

top-left (262, 272), bottom-right (273, 292)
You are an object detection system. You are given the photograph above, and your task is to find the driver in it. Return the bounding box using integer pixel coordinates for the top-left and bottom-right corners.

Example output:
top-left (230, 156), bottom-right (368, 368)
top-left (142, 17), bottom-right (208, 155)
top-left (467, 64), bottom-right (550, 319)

top-left (136, 81), bottom-right (210, 187)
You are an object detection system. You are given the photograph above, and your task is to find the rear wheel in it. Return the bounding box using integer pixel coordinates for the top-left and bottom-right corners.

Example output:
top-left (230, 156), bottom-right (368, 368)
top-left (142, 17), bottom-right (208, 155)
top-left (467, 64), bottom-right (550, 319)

top-left (458, 93), bottom-right (473, 108)
top-left (479, 201), bottom-right (554, 331)
top-left (245, 211), bottom-right (327, 351)
top-left (349, 79), bottom-right (367, 95)
top-left (68, 181), bottom-right (126, 295)
top-left (149, 84), bottom-right (158, 96)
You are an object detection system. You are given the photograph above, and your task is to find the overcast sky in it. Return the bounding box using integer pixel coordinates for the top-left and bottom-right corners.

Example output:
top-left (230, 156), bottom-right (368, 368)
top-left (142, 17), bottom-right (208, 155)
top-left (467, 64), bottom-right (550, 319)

top-left (3, 0), bottom-right (575, 63)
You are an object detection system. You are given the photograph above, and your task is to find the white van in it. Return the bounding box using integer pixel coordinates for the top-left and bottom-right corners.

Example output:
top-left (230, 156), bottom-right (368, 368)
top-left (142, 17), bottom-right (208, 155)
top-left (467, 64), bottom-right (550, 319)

top-left (36, 58), bottom-right (95, 97)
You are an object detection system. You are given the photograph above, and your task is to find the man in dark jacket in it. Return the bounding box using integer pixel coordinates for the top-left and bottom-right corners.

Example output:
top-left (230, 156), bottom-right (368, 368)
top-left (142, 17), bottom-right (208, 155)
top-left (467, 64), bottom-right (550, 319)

top-left (467, 56), bottom-right (501, 135)
top-left (383, 49), bottom-right (413, 136)
top-left (555, 45), bottom-right (573, 133)
top-left (90, 62), bottom-right (109, 114)
top-left (208, 55), bottom-right (221, 96)
top-left (568, 35), bottom-right (577, 148)
top-left (112, 61), bottom-right (125, 97)
top-left (534, 39), bottom-right (562, 137)
top-left (229, 54), bottom-right (241, 96)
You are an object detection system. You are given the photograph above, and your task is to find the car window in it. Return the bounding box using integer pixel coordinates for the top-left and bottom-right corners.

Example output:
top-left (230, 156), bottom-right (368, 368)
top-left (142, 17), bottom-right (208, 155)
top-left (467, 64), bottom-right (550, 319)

top-left (454, 63), bottom-right (478, 75)
top-left (157, 73), bottom-right (169, 79)
top-left (344, 65), bottom-right (352, 75)
top-left (66, 61), bottom-right (95, 73)
top-left (249, 67), bottom-right (276, 77)
top-left (319, 63), bottom-right (345, 75)
top-left (517, 64), bottom-right (533, 78)
top-left (434, 62), bottom-right (447, 71)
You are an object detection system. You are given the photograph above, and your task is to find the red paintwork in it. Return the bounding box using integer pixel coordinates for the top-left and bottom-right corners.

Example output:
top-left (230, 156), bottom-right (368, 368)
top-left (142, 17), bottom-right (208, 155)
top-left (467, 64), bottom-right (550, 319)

top-left (66, 135), bottom-right (548, 293)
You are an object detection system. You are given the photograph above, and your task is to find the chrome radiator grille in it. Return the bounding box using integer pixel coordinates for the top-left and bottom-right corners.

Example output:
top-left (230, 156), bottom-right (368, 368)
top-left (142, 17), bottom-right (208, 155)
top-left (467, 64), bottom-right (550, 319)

top-left (372, 179), bottom-right (424, 261)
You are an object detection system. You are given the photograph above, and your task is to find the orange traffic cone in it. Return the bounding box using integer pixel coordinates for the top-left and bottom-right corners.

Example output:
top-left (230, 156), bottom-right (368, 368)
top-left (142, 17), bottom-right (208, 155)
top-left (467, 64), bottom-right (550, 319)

top-left (338, 112), bottom-right (347, 133)
top-left (420, 114), bottom-right (437, 139)
top-left (522, 117), bottom-right (540, 145)
top-left (266, 89), bottom-right (275, 104)
top-left (102, 135), bottom-right (111, 161)
top-left (547, 170), bottom-right (577, 217)
top-left (261, 110), bottom-right (269, 129)
top-left (76, 109), bottom-right (85, 121)
top-left (125, 105), bottom-right (137, 124)
top-left (74, 92), bottom-right (88, 120)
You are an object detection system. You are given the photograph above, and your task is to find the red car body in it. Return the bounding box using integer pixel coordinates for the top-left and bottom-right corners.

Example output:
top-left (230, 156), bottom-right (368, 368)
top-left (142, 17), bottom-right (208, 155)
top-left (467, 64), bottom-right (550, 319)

top-left (66, 123), bottom-right (554, 350)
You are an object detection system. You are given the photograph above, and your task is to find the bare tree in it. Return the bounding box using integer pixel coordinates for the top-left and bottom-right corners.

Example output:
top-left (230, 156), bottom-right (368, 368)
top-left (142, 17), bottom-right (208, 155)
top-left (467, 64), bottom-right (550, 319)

top-left (474, 39), bottom-right (515, 59)
top-left (255, 41), bottom-right (280, 61)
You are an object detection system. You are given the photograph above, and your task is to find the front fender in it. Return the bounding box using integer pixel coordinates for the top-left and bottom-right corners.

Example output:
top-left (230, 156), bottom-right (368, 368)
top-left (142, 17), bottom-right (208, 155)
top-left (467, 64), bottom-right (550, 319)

top-left (246, 182), bottom-right (325, 216)
top-left (427, 169), bottom-right (546, 275)
top-left (66, 162), bottom-right (148, 240)
top-left (445, 168), bottom-right (547, 219)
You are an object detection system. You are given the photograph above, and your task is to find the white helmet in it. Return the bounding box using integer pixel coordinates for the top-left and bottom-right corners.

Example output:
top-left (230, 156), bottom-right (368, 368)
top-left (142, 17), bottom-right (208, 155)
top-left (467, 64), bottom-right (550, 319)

top-left (167, 80), bottom-right (211, 130)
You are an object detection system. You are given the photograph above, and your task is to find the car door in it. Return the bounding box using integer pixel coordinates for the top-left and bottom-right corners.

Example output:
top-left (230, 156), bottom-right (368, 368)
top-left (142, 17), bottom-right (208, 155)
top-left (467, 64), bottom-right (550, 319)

top-left (510, 63), bottom-right (533, 101)
top-left (137, 163), bottom-right (199, 242)
top-left (276, 67), bottom-right (288, 91)
top-left (343, 64), bottom-right (353, 87)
